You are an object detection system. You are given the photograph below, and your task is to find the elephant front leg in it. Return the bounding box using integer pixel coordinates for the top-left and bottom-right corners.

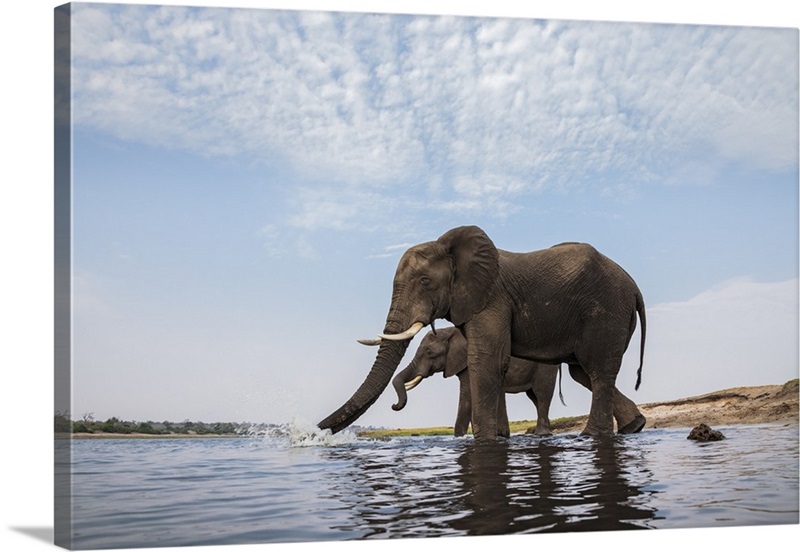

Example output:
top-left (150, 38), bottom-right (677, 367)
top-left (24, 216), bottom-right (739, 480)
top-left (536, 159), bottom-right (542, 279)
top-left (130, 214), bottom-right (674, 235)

top-left (464, 323), bottom-right (509, 441)
top-left (496, 392), bottom-right (510, 438)
top-left (468, 368), bottom-right (502, 440)
top-left (454, 372), bottom-right (472, 437)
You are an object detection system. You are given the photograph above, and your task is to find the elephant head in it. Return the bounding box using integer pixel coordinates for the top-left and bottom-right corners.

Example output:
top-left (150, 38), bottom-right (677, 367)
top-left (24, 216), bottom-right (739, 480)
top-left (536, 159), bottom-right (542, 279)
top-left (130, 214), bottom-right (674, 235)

top-left (318, 226), bottom-right (500, 433)
top-left (391, 327), bottom-right (467, 411)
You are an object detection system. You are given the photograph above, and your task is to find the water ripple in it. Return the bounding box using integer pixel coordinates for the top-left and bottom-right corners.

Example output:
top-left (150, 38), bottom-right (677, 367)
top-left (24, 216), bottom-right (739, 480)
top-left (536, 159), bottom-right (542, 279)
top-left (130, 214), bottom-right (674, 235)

top-left (67, 423), bottom-right (798, 548)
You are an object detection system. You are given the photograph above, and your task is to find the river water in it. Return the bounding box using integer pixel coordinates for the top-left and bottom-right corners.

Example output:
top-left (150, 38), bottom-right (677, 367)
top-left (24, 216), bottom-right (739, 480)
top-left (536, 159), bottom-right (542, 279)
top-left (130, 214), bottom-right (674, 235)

top-left (58, 422), bottom-right (798, 549)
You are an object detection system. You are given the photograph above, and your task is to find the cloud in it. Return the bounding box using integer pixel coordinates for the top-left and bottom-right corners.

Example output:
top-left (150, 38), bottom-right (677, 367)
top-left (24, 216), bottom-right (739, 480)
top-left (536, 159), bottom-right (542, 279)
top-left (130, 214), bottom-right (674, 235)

top-left (366, 242), bottom-right (416, 259)
top-left (70, 5), bottom-right (798, 234)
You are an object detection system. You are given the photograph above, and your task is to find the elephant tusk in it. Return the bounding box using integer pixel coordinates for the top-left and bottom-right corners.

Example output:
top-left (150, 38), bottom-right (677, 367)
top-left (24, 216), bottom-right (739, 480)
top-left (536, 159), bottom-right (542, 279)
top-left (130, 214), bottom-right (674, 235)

top-left (379, 322), bottom-right (425, 342)
top-left (357, 337), bottom-right (382, 346)
top-left (404, 375), bottom-right (423, 391)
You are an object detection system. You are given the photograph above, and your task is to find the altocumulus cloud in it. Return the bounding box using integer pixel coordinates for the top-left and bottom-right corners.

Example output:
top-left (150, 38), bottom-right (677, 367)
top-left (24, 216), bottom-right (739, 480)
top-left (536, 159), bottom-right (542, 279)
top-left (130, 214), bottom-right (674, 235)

top-left (71, 4), bottom-right (798, 228)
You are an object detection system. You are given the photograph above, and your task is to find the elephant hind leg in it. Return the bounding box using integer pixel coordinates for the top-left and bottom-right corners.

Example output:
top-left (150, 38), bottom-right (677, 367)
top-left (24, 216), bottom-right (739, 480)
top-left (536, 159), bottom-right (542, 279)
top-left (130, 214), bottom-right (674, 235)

top-left (576, 361), bottom-right (619, 436)
top-left (569, 364), bottom-right (645, 434)
top-left (618, 414), bottom-right (646, 434)
top-left (525, 389), bottom-right (552, 436)
top-left (611, 385), bottom-right (646, 434)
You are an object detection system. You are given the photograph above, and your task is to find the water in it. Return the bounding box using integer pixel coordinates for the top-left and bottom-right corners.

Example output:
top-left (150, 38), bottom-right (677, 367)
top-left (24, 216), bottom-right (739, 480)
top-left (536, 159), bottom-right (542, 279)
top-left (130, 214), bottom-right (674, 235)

top-left (59, 422), bottom-right (799, 549)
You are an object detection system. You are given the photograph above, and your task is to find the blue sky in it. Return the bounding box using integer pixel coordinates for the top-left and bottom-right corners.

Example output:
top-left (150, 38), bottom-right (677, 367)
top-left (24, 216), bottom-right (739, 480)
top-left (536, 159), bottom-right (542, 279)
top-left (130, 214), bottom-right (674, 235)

top-left (64, 1), bottom-right (798, 430)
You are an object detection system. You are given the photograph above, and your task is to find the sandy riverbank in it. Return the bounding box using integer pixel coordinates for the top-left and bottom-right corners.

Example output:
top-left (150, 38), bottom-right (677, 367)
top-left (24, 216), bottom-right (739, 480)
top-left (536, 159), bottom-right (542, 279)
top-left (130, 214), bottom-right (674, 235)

top-left (545, 379), bottom-right (799, 434)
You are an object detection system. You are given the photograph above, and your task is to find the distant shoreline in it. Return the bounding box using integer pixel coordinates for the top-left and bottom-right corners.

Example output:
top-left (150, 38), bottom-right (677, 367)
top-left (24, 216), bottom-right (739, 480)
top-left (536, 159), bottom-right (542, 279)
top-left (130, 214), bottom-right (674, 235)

top-left (60, 380), bottom-right (798, 440)
top-left (58, 432), bottom-right (246, 440)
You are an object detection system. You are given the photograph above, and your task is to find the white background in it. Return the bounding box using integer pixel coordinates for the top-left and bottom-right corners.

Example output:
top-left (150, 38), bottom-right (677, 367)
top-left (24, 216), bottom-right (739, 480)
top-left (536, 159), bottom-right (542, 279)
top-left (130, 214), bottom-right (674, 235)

top-left (1, 1), bottom-right (798, 552)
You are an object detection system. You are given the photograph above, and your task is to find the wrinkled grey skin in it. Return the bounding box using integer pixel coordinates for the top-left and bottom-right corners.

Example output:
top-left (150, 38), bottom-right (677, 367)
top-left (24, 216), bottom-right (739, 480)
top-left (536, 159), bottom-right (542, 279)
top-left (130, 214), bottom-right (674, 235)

top-left (318, 225), bottom-right (646, 441)
top-left (392, 327), bottom-right (560, 437)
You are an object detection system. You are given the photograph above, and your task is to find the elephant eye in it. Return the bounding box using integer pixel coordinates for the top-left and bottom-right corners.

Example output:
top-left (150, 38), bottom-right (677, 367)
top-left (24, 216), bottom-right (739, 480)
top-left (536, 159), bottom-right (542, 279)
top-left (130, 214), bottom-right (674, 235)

top-left (420, 276), bottom-right (431, 286)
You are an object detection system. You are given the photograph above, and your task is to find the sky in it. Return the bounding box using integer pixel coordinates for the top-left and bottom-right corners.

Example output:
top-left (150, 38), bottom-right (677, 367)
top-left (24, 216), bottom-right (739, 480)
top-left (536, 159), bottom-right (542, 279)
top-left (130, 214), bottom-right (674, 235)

top-left (60, 0), bottom-right (798, 430)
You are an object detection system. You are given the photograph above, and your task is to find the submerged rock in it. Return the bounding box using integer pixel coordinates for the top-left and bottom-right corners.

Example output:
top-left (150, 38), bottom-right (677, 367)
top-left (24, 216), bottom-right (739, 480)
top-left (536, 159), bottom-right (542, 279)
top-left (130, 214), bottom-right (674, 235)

top-left (687, 423), bottom-right (725, 442)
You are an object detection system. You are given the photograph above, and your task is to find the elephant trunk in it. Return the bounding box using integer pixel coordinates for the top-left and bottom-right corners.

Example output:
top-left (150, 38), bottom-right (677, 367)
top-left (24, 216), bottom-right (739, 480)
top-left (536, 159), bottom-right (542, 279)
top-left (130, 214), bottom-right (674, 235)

top-left (391, 362), bottom-right (418, 411)
top-left (318, 338), bottom-right (410, 434)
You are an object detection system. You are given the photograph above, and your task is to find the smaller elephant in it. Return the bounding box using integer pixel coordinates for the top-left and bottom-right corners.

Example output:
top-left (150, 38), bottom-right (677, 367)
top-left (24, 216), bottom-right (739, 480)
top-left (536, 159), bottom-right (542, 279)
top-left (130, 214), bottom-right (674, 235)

top-left (391, 327), bottom-right (563, 437)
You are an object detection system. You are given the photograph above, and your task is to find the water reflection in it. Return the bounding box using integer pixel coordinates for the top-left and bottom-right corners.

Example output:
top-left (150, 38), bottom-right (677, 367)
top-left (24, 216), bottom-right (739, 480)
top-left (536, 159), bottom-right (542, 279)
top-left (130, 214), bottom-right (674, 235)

top-left (323, 435), bottom-right (660, 538)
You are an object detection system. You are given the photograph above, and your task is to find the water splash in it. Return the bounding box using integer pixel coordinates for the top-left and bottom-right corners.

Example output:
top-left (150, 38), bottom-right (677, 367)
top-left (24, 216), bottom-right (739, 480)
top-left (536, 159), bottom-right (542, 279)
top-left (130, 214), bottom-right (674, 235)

top-left (288, 419), bottom-right (359, 447)
top-left (237, 418), bottom-right (359, 448)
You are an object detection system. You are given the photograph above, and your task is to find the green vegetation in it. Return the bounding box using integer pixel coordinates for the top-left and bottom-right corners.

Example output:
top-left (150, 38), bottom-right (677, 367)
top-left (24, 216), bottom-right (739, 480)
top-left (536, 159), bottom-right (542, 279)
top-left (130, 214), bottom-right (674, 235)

top-left (358, 415), bottom-right (589, 439)
top-left (358, 426), bottom-right (457, 438)
top-left (54, 412), bottom-right (243, 437)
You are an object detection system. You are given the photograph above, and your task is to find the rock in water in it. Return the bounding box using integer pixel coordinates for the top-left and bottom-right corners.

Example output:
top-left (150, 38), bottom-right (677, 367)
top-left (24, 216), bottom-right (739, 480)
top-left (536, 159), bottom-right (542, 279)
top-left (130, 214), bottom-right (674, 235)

top-left (687, 423), bottom-right (725, 441)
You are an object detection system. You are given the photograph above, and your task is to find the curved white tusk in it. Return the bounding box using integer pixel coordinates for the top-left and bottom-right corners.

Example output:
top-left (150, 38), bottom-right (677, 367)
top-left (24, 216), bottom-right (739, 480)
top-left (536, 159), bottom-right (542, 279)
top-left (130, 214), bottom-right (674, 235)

top-left (404, 375), bottom-right (423, 391)
top-left (357, 337), bottom-right (382, 346)
top-left (379, 322), bottom-right (425, 341)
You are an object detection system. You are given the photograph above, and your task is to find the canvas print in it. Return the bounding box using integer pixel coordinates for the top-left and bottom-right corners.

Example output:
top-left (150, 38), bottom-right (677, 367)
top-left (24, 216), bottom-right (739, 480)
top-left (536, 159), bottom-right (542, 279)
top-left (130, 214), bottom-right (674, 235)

top-left (54, 2), bottom-right (799, 550)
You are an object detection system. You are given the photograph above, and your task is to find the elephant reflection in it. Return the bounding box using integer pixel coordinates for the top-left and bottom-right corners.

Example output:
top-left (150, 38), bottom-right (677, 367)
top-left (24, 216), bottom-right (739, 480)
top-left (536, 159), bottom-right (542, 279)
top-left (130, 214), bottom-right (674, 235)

top-left (451, 437), bottom-right (659, 534)
top-left (391, 327), bottom-right (561, 437)
top-left (321, 436), bottom-right (659, 537)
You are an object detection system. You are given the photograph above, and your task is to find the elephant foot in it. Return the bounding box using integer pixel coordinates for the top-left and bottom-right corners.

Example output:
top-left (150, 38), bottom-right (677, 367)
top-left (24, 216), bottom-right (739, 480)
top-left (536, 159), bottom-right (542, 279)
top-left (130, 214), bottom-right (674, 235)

top-left (580, 419), bottom-right (615, 437)
top-left (618, 414), bottom-right (646, 434)
top-left (534, 425), bottom-right (552, 437)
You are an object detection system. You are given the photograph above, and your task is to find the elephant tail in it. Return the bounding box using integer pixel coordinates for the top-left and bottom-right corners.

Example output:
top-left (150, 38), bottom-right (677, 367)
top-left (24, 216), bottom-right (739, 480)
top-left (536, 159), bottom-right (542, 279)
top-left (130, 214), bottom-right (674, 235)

top-left (557, 365), bottom-right (566, 406)
top-left (634, 290), bottom-right (646, 391)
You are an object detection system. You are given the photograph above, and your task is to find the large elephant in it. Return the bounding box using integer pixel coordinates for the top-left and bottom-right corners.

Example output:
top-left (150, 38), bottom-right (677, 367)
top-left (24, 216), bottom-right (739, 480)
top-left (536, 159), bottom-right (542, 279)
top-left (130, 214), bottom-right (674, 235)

top-left (318, 225), bottom-right (646, 440)
top-left (391, 327), bottom-right (561, 437)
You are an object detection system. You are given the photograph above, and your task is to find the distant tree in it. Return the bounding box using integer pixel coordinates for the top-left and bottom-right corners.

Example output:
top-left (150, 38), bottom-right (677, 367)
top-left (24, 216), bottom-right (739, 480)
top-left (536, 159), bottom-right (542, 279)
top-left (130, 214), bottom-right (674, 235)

top-left (100, 417), bottom-right (129, 433)
top-left (54, 412), bottom-right (71, 433)
top-left (214, 422), bottom-right (237, 434)
top-left (194, 423), bottom-right (212, 435)
top-left (72, 421), bottom-right (93, 433)
top-left (136, 422), bottom-right (158, 434)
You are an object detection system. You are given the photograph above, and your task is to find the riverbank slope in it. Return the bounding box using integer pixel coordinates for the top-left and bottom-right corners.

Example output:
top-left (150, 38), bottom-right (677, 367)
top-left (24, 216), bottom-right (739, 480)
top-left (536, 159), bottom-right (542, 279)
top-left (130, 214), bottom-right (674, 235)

top-left (545, 379), bottom-right (798, 434)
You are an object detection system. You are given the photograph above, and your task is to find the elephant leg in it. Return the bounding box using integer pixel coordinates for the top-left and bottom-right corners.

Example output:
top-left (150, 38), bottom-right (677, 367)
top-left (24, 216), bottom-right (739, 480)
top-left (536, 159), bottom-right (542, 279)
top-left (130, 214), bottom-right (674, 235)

top-left (468, 366), bottom-right (502, 439)
top-left (572, 361), bottom-right (618, 436)
top-left (569, 364), bottom-right (645, 434)
top-left (526, 389), bottom-right (552, 436)
top-left (568, 363), bottom-right (592, 389)
top-left (583, 373), bottom-right (615, 436)
top-left (464, 323), bottom-right (509, 441)
top-left (614, 390), bottom-right (646, 434)
top-left (497, 392), bottom-right (510, 438)
top-left (454, 372), bottom-right (472, 437)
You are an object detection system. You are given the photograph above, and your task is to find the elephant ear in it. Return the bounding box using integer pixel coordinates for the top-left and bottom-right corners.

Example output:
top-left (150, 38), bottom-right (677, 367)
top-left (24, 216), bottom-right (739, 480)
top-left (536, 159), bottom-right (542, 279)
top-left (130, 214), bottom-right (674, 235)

top-left (437, 226), bottom-right (500, 326)
top-left (443, 328), bottom-right (468, 378)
